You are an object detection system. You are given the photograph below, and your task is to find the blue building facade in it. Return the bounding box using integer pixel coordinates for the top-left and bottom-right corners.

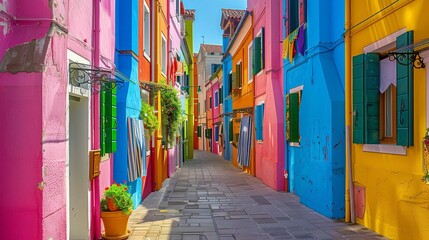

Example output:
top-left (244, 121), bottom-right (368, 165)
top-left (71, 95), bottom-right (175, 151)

top-left (222, 35), bottom-right (232, 161)
top-left (114, 0), bottom-right (143, 209)
top-left (283, 0), bottom-right (345, 218)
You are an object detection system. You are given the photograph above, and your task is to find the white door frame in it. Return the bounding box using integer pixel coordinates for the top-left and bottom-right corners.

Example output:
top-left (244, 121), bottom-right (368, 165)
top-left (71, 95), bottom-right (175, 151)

top-left (66, 50), bottom-right (91, 240)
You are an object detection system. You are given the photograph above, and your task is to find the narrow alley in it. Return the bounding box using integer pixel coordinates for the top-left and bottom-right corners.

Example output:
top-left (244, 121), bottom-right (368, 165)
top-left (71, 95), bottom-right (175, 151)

top-left (128, 151), bottom-right (385, 240)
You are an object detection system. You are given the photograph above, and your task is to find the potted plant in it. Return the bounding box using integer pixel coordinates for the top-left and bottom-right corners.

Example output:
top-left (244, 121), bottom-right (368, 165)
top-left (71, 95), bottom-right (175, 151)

top-left (140, 101), bottom-right (159, 135)
top-left (422, 129), bottom-right (429, 185)
top-left (160, 85), bottom-right (182, 147)
top-left (100, 183), bottom-right (133, 239)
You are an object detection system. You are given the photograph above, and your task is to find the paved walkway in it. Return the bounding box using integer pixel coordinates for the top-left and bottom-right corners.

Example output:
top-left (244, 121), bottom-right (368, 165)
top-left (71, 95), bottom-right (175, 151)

top-left (128, 151), bottom-right (386, 240)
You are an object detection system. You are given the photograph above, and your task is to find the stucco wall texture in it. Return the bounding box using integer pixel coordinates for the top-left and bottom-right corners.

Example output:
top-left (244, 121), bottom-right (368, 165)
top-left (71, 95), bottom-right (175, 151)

top-left (0, 0), bottom-right (116, 239)
top-left (348, 0), bottom-right (429, 239)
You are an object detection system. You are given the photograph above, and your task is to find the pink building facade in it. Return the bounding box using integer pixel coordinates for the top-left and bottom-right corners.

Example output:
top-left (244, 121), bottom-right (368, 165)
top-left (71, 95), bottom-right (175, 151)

top-left (0, 0), bottom-right (115, 239)
top-left (248, 0), bottom-right (285, 190)
top-left (211, 81), bottom-right (221, 155)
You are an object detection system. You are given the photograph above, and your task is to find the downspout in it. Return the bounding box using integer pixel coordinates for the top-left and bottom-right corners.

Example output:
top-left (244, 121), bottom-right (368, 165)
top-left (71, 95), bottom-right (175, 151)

top-left (91, 0), bottom-right (101, 238)
top-left (344, 0), bottom-right (354, 223)
top-left (166, 0), bottom-right (170, 178)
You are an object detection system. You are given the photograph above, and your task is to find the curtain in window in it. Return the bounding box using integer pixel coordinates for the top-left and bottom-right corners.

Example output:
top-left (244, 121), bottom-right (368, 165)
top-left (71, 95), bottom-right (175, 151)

top-left (127, 118), bottom-right (147, 182)
top-left (238, 116), bottom-right (252, 167)
top-left (380, 58), bottom-right (396, 93)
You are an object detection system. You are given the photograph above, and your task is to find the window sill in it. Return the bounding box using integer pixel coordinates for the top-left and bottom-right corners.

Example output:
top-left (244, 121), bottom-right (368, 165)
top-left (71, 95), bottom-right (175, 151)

top-left (256, 70), bottom-right (264, 77)
top-left (363, 144), bottom-right (407, 155)
top-left (289, 142), bottom-right (300, 147)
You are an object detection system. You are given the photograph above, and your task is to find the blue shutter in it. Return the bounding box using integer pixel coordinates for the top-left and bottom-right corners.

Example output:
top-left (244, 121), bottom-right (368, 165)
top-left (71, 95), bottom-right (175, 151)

top-left (396, 31), bottom-right (414, 146)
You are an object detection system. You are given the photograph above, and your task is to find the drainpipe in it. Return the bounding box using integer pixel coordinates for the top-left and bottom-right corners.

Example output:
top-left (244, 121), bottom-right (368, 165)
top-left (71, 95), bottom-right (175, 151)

top-left (344, 0), bottom-right (354, 224)
top-left (91, 0), bottom-right (101, 238)
top-left (166, 0), bottom-right (170, 178)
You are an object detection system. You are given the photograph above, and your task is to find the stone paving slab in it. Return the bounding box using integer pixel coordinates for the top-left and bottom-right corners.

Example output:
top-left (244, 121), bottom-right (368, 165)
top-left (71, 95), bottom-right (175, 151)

top-left (128, 151), bottom-right (388, 240)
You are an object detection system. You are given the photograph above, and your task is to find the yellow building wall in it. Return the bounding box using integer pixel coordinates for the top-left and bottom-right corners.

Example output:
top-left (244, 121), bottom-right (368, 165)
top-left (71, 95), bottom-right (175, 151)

top-left (154, 0), bottom-right (168, 190)
top-left (347, 1), bottom-right (429, 239)
top-left (232, 27), bottom-right (255, 175)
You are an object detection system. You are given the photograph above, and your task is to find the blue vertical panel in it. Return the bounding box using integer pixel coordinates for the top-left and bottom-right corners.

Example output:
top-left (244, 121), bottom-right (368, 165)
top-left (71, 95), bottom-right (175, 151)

top-left (115, 0), bottom-right (142, 208)
top-left (222, 54), bottom-right (233, 161)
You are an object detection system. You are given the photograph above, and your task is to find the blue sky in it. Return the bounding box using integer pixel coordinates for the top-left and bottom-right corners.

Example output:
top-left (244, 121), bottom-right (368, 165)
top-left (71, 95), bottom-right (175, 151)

top-left (182, 0), bottom-right (247, 53)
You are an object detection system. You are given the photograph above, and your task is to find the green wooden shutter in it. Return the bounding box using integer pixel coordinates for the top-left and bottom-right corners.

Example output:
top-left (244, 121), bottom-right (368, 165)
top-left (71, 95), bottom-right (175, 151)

top-left (396, 31), bottom-right (414, 146)
top-left (364, 53), bottom-right (380, 144)
top-left (197, 126), bottom-right (201, 137)
top-left (208, 128), bottom-right (212, 139)
top-left (100, 90), bottom-right (107, 155)
top-left (253, 36), bottom-right (262, 75)
top-left (237, 64), bottom-right (242, 88)
top-left (105, 86), bottom-right (117, 153)
top-left (289, 92), bottom-right (299, 143)
top-left (232, 72), bottom-right (238, 89)
top-left (352, 54), bottom-right (365, 144)
top-left (219, 87), bottom-right (223, 104)
top-left (229, 121), bottom-right (233, 141)
top-left (261, 28), bottom-right (265, 70)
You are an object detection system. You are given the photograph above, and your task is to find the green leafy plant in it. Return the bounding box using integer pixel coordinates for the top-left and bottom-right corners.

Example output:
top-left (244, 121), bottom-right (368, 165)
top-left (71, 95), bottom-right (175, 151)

top-left (140, 101), bottom-right (159, 135)
top-left (101, 183), bottom-right (133, 215)
top-left (160, 85), bottom-right (182, 146)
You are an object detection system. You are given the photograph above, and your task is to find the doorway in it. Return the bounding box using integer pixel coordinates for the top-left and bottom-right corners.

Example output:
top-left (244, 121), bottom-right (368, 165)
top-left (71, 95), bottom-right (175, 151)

top-left (68, 94), bottom-right (90, 240)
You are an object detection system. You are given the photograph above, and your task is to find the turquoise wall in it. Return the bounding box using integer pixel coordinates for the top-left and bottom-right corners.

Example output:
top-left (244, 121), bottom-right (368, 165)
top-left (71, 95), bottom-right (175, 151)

top-left (114, 0), bottom-right (142, 209)
top-left (222, 36), bottom-right (232, 161)
top-left (283, 0), bottom-right (345, 218)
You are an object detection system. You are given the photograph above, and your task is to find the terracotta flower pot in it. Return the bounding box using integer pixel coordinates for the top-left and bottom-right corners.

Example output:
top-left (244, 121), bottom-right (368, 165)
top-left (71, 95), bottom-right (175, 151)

top-left (107, 198), bottom-right (119, 212)
top-left (101, 211), bottom-right (131, 239)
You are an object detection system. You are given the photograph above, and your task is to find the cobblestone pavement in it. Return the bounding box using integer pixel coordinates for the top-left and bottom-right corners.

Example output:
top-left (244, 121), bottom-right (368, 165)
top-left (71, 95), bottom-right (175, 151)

top-left (128, 150), bottom-right (387, 240)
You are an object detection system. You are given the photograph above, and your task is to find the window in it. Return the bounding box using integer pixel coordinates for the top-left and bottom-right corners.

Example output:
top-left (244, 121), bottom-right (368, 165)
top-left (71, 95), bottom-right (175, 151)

top-left (209, 96), bottom-right (212, 109)
top-left (380, 58), bottom-right (397, 144)
top-left (255, 103), bottom-right (265, 141)
top-left (161, 34), bottom-right (167, 76)
top-left (286, 88), bottom-right (302, 144)
top-left (228, 72), bottom-right (233, 95)
top-left (352, 31), bottom-right (414, 147)
top-left (248, 42), bottom-right (253, 83)
top-left (286, 0), bottom-right (306, 34)
top-left (100, 86), bottom-right (118, 155)
top-left (214, 90), bottom-right (219, 108)
top-left (229, 119), bottom-right (233, 142)
top-left (219, 87), bottom-right (223, 104)
top-left (234, 61), bottom-right (242, 88)
top-left (144, 3), bottom-right (150, 58)
top-left (211, 64), bottom-right (222, 74)
top-left (253, 28), bottom-right (265, 75)
top-left (215, 126), bottom-right (219, 141)
top-left (197, 126), bottom-right (201, 137)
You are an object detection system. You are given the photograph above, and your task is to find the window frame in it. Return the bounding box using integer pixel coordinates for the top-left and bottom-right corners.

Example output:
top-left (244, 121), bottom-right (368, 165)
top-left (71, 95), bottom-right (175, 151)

top-left (143, 2), bottom-right (151, 60)
top-left (359, 28), bottom-right (408, 155)
top-left (248, 42), bottom-right (253, 84)
top-left (214, 90), bottom-right (219, 108)
top-left (161, 33), bottom-right (167, 77)
top-left (255, 101), bottom-right (265, 142)
top-left (288, 86), bottom-right (303, 147)
top-left (256, 29), bottom-right (264, 76)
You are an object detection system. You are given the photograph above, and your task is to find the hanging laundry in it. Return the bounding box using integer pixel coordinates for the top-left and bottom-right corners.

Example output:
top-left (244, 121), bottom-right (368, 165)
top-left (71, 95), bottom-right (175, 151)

top-left (283, 35), bottom-right (289, 60)
top-left (288, 29), bottom-right (299, 62)
top-left (296, 24), bottom-right (305, 55)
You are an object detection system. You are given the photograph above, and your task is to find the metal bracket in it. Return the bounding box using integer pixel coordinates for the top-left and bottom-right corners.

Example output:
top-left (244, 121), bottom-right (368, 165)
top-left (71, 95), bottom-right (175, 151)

top-left (69, 62), bottom-right (128, 93)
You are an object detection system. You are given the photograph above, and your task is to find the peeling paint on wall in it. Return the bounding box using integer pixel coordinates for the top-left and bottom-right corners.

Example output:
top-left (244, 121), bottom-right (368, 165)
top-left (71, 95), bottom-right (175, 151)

top-left (0, 36), bottom-right (50, 73)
